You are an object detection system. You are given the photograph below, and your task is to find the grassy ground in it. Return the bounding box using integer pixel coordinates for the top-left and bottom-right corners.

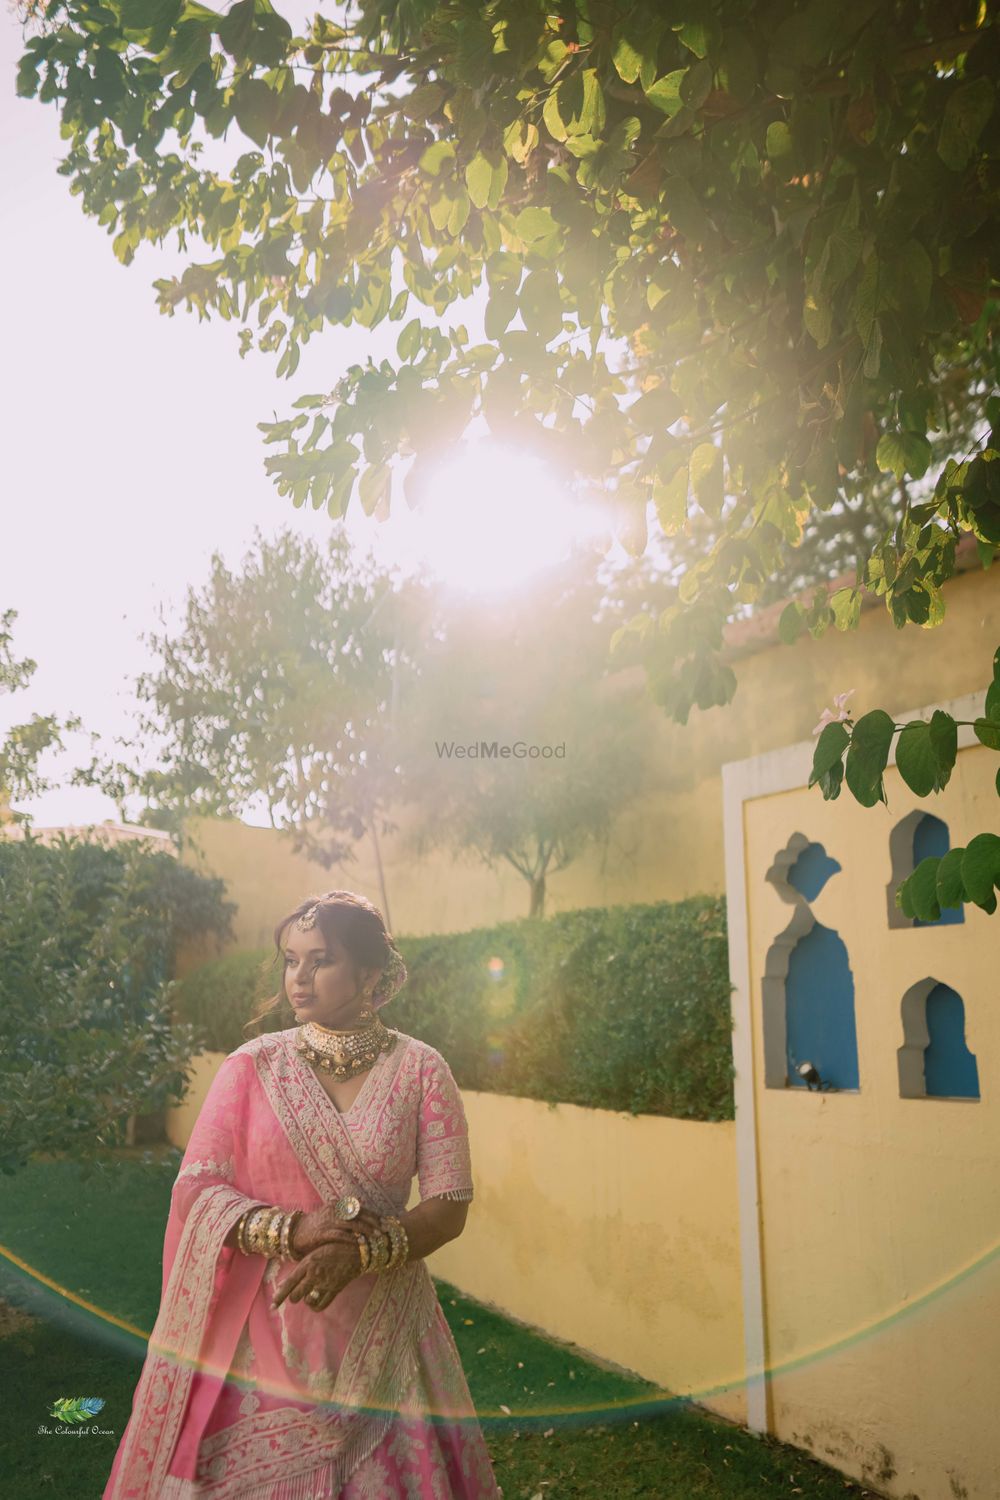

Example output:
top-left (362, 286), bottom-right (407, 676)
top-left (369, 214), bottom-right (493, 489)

top-left (0, 1153), bottom-right (883, 1500)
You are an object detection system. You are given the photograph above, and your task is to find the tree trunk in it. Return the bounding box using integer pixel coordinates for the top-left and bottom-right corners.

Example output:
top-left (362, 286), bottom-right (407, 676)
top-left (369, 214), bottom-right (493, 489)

top-left (528, 874), bottom-right (546, 919)
top-left (369, 815), bottom-right (392, 931)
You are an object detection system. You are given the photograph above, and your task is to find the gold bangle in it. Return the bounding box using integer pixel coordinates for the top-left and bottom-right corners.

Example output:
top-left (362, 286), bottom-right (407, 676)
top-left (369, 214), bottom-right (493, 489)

top-left (284, 1210), bottom-right (304, 1261)
top-left (381, 1216), bottom-right (409, 1271)
top-left (369, 1227), bottom-right (391, 1273)
top-left (245, 1208), bottom-right (268, 1255)
top-left (266, 1209), bottom-right (283, 1259)
top-left (236, 1211), bottom-right (251, 1256)
top-left (355, 1233), bottom-right (371, 1273)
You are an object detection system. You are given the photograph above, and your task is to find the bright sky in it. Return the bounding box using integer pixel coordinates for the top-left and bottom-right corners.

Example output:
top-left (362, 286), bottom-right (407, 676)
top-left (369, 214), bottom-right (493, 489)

top-left (1, 8), bottom-right (632, 828)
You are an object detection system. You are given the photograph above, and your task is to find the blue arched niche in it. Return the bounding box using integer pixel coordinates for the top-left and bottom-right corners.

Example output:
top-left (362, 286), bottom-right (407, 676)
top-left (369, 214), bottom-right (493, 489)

top-left (899, 979), bottom-right (980, 1100)
top-left (786, 923), bottom-right (860, 1089)
top-left (763, 835), bottom-right (860, 1091)
top-left (924, 983), bottom-right (979, 1098)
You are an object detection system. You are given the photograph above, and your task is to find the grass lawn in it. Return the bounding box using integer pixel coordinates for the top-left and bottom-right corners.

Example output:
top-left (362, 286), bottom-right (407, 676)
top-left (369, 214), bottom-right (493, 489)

top-left (0, 1152), bottom-right (882, 1500)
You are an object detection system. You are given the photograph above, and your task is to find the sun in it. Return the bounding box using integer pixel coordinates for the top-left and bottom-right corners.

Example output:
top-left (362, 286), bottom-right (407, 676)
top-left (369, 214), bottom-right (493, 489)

top-left (405, 442), bottom-right (612, 593)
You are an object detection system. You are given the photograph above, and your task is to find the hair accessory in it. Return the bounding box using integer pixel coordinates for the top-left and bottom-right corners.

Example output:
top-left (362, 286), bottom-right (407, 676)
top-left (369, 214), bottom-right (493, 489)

top-left (295, 902), bottom-right (320, 931)
top-left (371, 948), bottom-right (407, 1009)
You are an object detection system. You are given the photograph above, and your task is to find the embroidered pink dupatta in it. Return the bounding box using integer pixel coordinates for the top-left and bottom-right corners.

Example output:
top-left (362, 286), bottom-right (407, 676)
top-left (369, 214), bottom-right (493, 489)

top-left (103, 1028), bottom-right (500, 1500)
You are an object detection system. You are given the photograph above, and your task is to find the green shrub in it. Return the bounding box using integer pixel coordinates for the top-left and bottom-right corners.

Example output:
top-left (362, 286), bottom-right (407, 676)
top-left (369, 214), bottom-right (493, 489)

top-left (176, 897), bottom-right (734, 1121)
top-left (0, 834), bottom-right (234, 1173)
top-left (172, 947), bottom-right (283, 1053)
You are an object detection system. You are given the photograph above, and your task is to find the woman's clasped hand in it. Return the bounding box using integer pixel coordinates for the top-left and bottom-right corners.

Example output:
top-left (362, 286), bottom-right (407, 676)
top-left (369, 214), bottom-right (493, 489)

top-left (272, 1203), bottom-right (385, 1312)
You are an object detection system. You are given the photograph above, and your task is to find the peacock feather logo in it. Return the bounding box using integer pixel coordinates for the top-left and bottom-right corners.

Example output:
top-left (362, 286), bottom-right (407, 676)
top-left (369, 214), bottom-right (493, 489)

top-left (50, 1397), bottom-right (106, 1425)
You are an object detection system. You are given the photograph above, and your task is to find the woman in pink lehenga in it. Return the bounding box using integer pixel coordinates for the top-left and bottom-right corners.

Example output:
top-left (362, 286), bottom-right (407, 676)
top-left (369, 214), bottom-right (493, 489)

top-left (104, 889), bottom-right (502, 1500)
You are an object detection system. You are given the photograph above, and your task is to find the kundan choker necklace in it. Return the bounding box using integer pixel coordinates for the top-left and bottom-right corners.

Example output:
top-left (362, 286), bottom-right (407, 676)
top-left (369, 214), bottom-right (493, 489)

top-left (296, 1013), bottom-right (398, 1081)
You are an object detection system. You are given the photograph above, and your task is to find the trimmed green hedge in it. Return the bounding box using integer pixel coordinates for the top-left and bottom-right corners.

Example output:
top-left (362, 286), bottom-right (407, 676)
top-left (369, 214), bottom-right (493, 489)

top-left (171, 897), bottom-right (735, 1121)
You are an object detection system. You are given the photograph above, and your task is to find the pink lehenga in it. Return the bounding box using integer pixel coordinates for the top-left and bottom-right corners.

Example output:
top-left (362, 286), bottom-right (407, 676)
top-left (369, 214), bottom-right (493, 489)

top-left (103, 1028), bottom-right (502, 1499)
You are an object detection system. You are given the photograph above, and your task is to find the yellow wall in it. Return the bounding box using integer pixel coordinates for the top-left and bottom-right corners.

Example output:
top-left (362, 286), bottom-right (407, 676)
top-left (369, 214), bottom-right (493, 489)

top-left (178, 564), bottom-right (1000, 943)
top-left (165, 565), bottom-right (1000, 1495)
top-left (166, 1059), bottom-right (746, 1425)
top-left (742, 743), bottom-right (1000, 1500)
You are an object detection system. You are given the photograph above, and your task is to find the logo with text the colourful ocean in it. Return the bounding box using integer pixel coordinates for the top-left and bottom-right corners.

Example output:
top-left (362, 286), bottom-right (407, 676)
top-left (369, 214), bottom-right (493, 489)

top-left (50, 1398), bottom-right (105, 1425)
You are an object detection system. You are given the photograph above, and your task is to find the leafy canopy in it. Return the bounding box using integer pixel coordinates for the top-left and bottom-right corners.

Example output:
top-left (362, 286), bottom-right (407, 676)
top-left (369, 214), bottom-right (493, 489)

top-left (15, 0), bottom-right (1000, 721)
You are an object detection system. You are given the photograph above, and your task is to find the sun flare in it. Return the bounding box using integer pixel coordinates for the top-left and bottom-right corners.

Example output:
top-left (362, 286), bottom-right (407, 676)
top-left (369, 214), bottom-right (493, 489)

top-left (408, 443), bottom-right (611, 593)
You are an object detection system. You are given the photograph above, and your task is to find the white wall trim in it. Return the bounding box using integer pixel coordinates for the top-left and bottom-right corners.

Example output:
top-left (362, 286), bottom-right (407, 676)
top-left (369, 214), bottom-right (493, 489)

top-left (721, 686), bottom-right (988, 1436)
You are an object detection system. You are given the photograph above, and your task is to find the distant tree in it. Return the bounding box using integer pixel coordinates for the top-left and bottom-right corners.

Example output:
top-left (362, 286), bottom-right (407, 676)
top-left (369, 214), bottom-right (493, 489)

top-left (92, 530), bottom-right (432, 925)
top-left (400, 555), bottom-right (656, 917)
top-left (0, 608), bottom-right (80, 822)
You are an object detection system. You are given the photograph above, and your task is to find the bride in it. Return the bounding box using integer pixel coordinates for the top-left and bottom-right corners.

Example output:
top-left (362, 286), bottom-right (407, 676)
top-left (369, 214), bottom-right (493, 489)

top-left (104, 889), bottom-right (501, 1498)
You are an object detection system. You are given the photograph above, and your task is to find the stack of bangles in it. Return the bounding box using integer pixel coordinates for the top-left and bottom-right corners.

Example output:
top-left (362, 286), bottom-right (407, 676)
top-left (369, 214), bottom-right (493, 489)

top-left (234, 1205), bottom-right (409, 1276)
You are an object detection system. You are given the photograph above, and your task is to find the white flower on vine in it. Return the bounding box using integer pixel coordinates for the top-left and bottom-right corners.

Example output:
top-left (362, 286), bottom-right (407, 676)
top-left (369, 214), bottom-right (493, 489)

top-left (812, 689), bottom-right (856, 737)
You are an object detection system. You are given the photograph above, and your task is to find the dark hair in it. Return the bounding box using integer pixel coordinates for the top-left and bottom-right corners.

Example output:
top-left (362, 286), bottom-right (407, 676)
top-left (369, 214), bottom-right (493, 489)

top-left (242, 889), bottom-right (398, 1040)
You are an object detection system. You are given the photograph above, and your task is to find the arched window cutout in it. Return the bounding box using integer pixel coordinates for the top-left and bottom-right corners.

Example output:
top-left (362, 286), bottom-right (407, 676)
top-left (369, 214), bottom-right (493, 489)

top-left (785, 924), bottom-right (860, 1089)
top-left (887, 811), bottom-right (965, 929)
top-left (787, 841), bottom-right (841, 902)
top-left (762, 833), bottom-right (858, 1091)
top-left (898, 978), bottom-right (979, 1100)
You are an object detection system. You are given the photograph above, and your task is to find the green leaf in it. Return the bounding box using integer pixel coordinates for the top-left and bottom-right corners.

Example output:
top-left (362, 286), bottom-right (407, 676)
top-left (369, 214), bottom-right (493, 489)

top-left (875, 431), bottom-right (932, 482)
top-left (513, 206), bottom-right (557, 244)
top-left (159, 15), bottom-right (213, 88)
top-left (907, 857), bottom-right (942, 923)
top-left (884, 240), bottom-right (933, 318)
top-left (845, 709), bottom-right (895, 807)
top-left (961, 832), bottom-right (1000, 910)
top-left (644, 71), bottom-right (686, 117)
top-left (928, 710), bottom-right (957, 789)
top-left (661, 176), bottom-right (709, 242)
top-left (985, 649), bottom-right (1000, 722)
top-left (358, 462), bottom-right (389, 517)
top-left (464, 152), bottom-right (493, 209)
top-left (484, 285), bottom-right (518, 340)
top-left (419, 141), bottom-right (455, 176)
top-left (519, 270), bottom-right (562, 343)
top-left (217, 0), bottom-right (254, 59)
top-left (653, 464), bottom-right (688, 535)
top-left (232, 78), bottom-right (277, 148)
top-left (895, 720), bottom-right (937, 796)
top-left (974, 717), bottom-right (1000, 750)
top-left (810, 720), bottom-right (850, 789)
top-left (936, 847), bottom-right (967, 911)
top-left (897, 871), bottom-right (917, 921)
top-left (814, 224), bottom-right (862, 295)
top-left (677, 20), bottom-right (715, 59)
top-left (778, 601), bottom-right (805, 645)
top-left (829, 587), bottom-right (860, 631)
top-left (396, 318), bottom-right (422, 362)
top-left (938, 77), bottom-right (995, 172)
top-left (121, 0), bottom-right (182, 32)
top-left (611, 29), bottom-right (644, 85)
top-left (765, 121), bottom-right (793, 162)
top-left (803, 288), bottom-right (832, 348)
top-left (544, 70), bottom-right (605, 140)
top-left (680, 59), bottom-right (713, 110)
top-left (689, 443), bottom-right (723, 516)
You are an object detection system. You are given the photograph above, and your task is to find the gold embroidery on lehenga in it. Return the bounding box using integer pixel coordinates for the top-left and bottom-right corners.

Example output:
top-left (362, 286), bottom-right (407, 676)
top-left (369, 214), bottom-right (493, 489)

top-left (115, 1033), bottom-right (496, 1499)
